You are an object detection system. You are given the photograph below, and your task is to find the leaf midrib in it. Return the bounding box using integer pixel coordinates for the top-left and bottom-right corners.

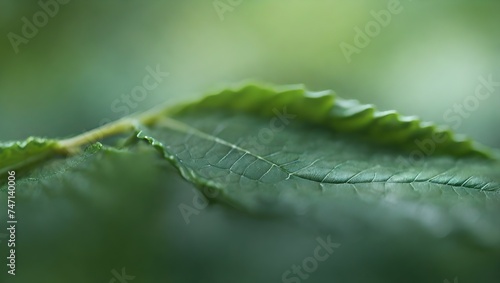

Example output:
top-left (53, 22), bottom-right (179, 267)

top-left (148, 117), bottom-right (500, 193)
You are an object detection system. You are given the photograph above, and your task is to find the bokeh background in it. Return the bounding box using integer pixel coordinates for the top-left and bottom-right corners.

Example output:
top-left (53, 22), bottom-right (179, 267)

top-left (0, 0), bottom-right (499, 147)
top-left (1, 1), bottom-right (500, 283)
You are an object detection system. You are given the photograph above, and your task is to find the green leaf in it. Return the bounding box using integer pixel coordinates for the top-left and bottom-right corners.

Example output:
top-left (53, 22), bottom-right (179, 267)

top-left (0, 143), bottom-right (175, 283)
top-left (137, 84), bottom-right (500, 211)
top-left (0, 137), bottom-right (62, 177)
top-left (2, 83), bottom-right (500, 282)
top-left (170, 84), bottom-right (494, 157)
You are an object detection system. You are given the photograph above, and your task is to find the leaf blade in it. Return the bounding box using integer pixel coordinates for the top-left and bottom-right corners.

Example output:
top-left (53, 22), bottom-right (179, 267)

top-left (136, 84), bottom-right (500, 211)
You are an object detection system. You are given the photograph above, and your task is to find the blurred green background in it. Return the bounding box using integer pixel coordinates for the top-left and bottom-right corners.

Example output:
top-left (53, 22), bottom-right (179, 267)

top-left (1, 0), bottom-right (499, 147)
top-left (1, 1), bottom-right (500, 282)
